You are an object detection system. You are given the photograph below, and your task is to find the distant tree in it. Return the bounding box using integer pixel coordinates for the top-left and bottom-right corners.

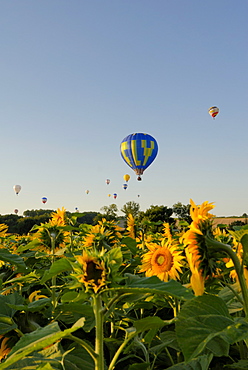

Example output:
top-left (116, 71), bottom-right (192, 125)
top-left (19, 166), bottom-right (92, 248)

top-left (172, 202), bottom-right (192, 224)
top-left (138, 205), bottom-right (174, 233)
top-left (94, 204), bottom-right (118, 223)
top-left (77, 212), bottom-right (100, 225)
top-left (121, 201), bottom-right (140, 218)
top-left (23, 209), bottom-right (54, 217)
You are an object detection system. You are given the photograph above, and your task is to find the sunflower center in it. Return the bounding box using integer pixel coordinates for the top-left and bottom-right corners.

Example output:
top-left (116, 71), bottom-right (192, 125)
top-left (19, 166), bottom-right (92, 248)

top-left (151, 248), bottom-right (173, 272)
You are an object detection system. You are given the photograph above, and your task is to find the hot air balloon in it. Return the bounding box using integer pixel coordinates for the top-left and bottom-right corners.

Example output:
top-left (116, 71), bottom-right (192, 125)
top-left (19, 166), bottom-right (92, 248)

top-left (120, 133), bottom-right (158, 181)
top-left (123, 184), bottom-right (128, 190)
top-left (42, 197), bottom-right (47, 204)
top-left (106, 179), bottom-right (110, 185)
top-left (75, 207), bottom-right (79, 213)
top-left (108, 194), bottom-right (111, 197)
top-left (208, 106), bottom-right (219, 119)
top-left (123, 174), bottom-right (130, 182)
top-left (113, 193), bottom-right (117, 199)
top-left (85, 190), bottom-right (90, 194)
top-left (14, 209), bottom-right (18, 214)
top-left (13, 185), bottom-right (21, 195)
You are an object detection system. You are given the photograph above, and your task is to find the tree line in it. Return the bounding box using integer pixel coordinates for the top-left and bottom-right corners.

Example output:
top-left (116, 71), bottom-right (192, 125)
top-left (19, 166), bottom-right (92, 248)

top-left (0, 202), bottom-right (193, 235)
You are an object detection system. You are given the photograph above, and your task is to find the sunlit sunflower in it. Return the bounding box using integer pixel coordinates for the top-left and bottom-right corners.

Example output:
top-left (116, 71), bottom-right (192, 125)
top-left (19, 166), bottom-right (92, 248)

top-left (225, 241), bottom-right (248, 288)
top-left (0, 224), bottom-right (8, 237)
top-left (181, 199), bottom-right (217, 277)
top-left (185, 248), bottom-right (204, 296)
top-left (126, 213), bottom-right (136, 239)
top-left (162, 222), bottom-right (172, 243)
top-left (76, 251), bottom-right (106, 293)
top-left (0, 336), bottom-right (11, 361)
top-left (139, 241), bottom-right (184, 282)
top-left (50, 207), bottom-right (67, 226)
top-left (82, 218), bottom-right (123, 249)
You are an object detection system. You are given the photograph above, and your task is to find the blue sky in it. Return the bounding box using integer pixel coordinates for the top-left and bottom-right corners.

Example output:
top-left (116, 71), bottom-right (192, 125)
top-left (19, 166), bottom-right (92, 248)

top-left (0, 1), bottom-right (247, 217)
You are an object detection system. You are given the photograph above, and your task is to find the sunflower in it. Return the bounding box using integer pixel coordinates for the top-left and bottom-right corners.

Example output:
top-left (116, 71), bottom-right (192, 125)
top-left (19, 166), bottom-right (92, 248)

top-left (50, 207), bottom-right (66, 226)
top-left (82, 218), bottom-right (123, 249)
top-left (0, 336), bottom-right (11, 361)
top-left (181, 199), bottom-right (216, 277)
top-left (185, 248), bottom-right (204, 296)
top-left (139, 240), bottom-right (184, 282)
top-left (126, 213), bottom-right (136, 239)
top-left (76, 251), bottom-right (106, 293)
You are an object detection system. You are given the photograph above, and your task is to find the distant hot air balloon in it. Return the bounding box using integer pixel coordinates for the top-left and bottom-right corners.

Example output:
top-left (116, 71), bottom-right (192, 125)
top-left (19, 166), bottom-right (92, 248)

top-left (120, 133), bottom-right (158, 181)
top-left (13, 185), bottom-right (21, 195)
top-left (42, 197), bottom-right (47, 204)
top-left (108, 194), bottom-right (111, 197)
top-left (123, 184), bottom-right (128, 190)
top-left (86, 190), bottom-right (89, 194)
top-left (14, 209), bottom-right (18, 214)
top-left (208, 106), bottom-right (219, 119)
top-left (75, 207), bottom-right (79, 213)
top-left (137, 195), bottom-right (140, 198)
top-left (106, 179), bottom-right (110, 185)
top-left (113, 193), bottom-right (117, 199)
top-left (123, 174), bottom-right (130, 182)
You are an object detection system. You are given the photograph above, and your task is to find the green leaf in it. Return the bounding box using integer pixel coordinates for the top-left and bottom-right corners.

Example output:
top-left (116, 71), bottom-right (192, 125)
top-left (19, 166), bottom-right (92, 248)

top-left (128, 363), bottom-right (150, 370)
top-left (121, 237), bottom-right (137, 254)
top-left (175, 295), bottom-right (248, 362)
top-left (0, 292), bottom-right (24, 317)
top-left (0, 249), bottom-right (28, 272)
top-left (40, 258), bottom-right (72, 284)
top-left (226, 360), bottom-right (248, 369)
top-left (102, 273), bottom-right (193, 301)
top-left (16, 239), bottom-right (41, 253)
top-left (0, 321), bottom-right (86, 370)
top-left (55, 303), bottom-right (94, 332)
top-left (241, 234), bottom-right (248, 260)
top-left (0, 315), bottom-right (17, 335)
top-left (166, 354), bottom-right (213, 369)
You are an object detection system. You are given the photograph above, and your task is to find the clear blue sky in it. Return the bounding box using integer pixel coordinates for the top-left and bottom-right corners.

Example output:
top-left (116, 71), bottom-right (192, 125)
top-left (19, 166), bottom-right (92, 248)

top-left (1, 1), bottom-right (247, 217)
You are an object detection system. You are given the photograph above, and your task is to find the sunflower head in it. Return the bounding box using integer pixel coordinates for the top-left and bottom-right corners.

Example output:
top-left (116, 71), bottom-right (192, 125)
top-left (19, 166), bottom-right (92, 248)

top-left (75, 251), bottom-right (107, 293)
top-left (139, 241), bottom-right (184, 282)
top-left (181, 199), bottom-right (218, 278)
top-left (82, 218), bottom-right (123, 250)
top-left (126, 213), bottom-right (136, 239)
top-left (50, 207), bottom-right (67, 226)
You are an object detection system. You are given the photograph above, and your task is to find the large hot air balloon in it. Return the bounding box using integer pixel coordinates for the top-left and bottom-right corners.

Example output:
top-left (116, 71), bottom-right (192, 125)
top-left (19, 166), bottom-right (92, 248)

top-left (13, 185), bottom-right (21, 195)
top-left (123, 184), bottom-right (128, 190)
top-left (14, 209), bottom-right (18, 214)
top-left (113, 193), bottom-right (117, 199)
top-left (123, 174), bottom-right (130, 182)
top-left (42, 197), bottom-right (47, 204)
top-left (120, 133), bottom-right (158, 180)
top-left (106, 179), bottom-right (110, 185)
top-left (86, 190), bottom-right (89, 194)
top-left (208, 106), bottom-right (219, 119)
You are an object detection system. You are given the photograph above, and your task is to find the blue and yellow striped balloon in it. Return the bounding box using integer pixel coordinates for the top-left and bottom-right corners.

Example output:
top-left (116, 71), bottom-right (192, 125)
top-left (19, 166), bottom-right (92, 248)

top-left (120, 133), bottom-right (158, 180)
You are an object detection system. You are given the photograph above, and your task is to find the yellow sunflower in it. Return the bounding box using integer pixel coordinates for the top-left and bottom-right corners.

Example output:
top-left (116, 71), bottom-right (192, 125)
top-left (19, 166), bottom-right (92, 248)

top-left (0, 336), bottom-right (11, 361)
top-left (76, 251), bottom-right (106, 293)
top-left (126, 213), bottom-right (136, 239)
top-left (181, 199), bottom-right (216, 275)
top-left (185, 249), bottom-right (204, 296)
top-left (82, 218), bottom-right (122, 249)
top-left (50, 207), bottom-right (66, 226)
top-left (139, 241), bottom-right (184, 282)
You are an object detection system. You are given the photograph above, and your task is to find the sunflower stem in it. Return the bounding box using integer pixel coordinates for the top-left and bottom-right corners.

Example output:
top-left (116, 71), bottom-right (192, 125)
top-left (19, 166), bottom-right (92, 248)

top-left (205, 234), bottom-right (248, 318)
top-left (92, 294), bottom-right (105, 370)
top-left (50, 233), bottom-right (57, 319)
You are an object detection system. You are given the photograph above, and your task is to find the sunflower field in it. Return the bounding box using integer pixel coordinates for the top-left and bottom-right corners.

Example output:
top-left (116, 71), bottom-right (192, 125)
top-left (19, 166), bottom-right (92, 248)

top-left (0, 201), bottom-right (248, 369)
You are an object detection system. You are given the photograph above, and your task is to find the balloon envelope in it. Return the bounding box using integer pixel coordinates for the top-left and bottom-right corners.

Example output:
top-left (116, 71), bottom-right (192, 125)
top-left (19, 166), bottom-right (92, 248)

top-left (208, 106), bottom-right (219, 118)
top-left (120, 133), bottom-right (158, 178)
top-left (106, 179), bottom-right (110, 185)
top-left (13, 185), bottom-right (21, 195)
top-left (123, 174), bottom-right (130, 182)
top-left (113, 193), bottom-right (117, 199)
top-left (123, 184), bottom-right (128, 190)
top-left (42, 197), bottom-right (47, 204)
top-left (86, 190), bottom-right (89, 194)
top-left (14, 209), bottom-right (18, 214)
